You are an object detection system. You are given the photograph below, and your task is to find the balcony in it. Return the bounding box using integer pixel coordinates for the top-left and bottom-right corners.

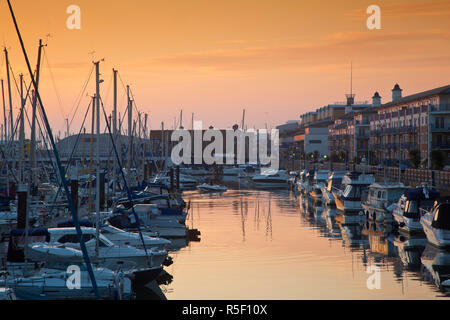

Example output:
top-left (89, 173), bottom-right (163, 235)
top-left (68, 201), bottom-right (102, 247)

top-left (430, 104), bottom-right (450, 113)
top-left (430, 124), bottom-right (450, 132)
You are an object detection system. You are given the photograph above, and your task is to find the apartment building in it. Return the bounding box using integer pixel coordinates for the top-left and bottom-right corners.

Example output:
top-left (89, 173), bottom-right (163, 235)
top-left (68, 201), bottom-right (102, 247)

top-left (370, 84), bottom-right (450, 168)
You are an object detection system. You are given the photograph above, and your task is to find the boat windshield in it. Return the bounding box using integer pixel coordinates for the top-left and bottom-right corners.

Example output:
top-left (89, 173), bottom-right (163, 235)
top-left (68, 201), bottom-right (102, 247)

top-left (405, 200), bottom-right (418, 214)
top-left (432, 204), bottom-right (450, 230)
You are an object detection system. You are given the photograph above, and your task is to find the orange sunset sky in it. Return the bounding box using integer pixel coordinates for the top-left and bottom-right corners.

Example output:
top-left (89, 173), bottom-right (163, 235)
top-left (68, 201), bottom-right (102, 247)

top-left (0, 0), bottom-right (449, 136)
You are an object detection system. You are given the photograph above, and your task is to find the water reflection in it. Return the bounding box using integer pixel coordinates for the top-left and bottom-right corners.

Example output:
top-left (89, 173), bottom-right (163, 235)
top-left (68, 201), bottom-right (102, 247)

top-left (296, 193), bottom-right (450, 298)
top-left (141, 186), bottom-right (450, 299)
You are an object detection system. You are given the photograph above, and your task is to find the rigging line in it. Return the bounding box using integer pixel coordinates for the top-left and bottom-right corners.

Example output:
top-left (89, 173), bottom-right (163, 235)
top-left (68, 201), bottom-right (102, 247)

top-left (5, 0), bottom-right (100, 299)
top-left (47, 100), bottom-right (92, 217)
top-left (9, 63), bottom-right (35, 104)
top-left (69, 65), bottom-right (94, 128)
top-left (42, 46), bottom-right (66, 121)
top-left (99, 95), bottom-right (149, 258)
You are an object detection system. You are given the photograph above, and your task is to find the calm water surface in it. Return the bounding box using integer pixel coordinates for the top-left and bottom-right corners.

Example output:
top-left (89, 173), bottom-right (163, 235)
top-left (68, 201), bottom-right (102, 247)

top-left (157, 187), bottom-right (450, 300)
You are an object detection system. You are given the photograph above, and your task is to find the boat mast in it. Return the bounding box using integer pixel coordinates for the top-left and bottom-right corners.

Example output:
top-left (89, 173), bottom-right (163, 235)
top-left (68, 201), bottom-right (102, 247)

top-left (4, 48), bottom-right (13, 143)
top-left (144, 113), bottom-right (148, 180)
top-left (30, 39), bottom-right (43, 193)
top-left (127, 85), bottom-right (132, 169)
top-left (19, 74), bottom-right (25, 184)
top-left (1, 80), bottom-right (6, 142)
top-left (94, 60), bottom-right (102, 257)
top-left (112, 68), bottom-right (117, 195)
top-left (162, 121), bottom-right (166, 171)
top-left (88, 94), bottom-right (95, 218)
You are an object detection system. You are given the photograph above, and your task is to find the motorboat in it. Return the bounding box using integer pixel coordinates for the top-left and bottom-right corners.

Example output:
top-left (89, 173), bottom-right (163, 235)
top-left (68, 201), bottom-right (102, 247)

top-left (321, 170), bottom-right (346, 206)
top-left (309, 170), bottom-right (329, 202)
top-left (333, 171), bottom-right (375, 214)
top-left (392, 185), bottom-right (440, 233)
top-left (420, 202), bottom-right (450, 248)
top-left (252, 169), bottom-right (289, 189)
top-left (197, 183), bottom-right (228, 193)
top-left (362, 182), bottom-right (408, 223)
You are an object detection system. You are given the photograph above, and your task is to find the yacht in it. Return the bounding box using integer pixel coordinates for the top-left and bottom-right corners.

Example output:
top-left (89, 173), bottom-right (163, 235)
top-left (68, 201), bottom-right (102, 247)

top-left (252, 169), bottom-right (289, 188)
top-left (321, 170), bottom-right (346, 206)
top-left (0, 266), bottom-right (132, 300)
top-left (115, 195), bottom-right (187, 224)
top-left (420, 201), bottom-right (450, 248)
top-left (25, 227), bottom-right (168, 270)
top-left (333, 171), bottom-right (375, 214)
top-left (362, 182), bottom-right (408, 223)
top-left (392, 185), bottom-right (440, 233)
top-left (56, 220), bottom-right (171, 250)
top-left (108, 210), bottom-right (188, 238)
top-left (309, 170), bottom-right (329, 202)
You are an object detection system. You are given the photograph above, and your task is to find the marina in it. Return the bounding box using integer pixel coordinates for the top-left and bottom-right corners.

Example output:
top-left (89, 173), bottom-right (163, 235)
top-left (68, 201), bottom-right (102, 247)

top-left (0, 0), bottom-right (448, 304)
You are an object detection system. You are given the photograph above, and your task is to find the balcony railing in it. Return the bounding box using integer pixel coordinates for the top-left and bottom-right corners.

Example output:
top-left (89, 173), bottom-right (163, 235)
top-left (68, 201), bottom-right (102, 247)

top-left (430, 124), bottom-right (450, 131)
top-left (430, 104), bottom-right (450, 113)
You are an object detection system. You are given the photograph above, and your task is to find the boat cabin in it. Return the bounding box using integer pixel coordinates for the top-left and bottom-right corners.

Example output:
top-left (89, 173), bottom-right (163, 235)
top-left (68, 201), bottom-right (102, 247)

top-left (430, 202), bottom-right (450, 230)
top-left (367, 183), bottom-right (408, 207)
top-left (398, 187), bottom-right (440, 219)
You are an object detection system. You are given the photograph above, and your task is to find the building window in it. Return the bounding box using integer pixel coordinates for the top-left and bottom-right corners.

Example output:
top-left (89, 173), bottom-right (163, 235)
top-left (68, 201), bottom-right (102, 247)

top-left (309, 140), bottom-right (322, 144)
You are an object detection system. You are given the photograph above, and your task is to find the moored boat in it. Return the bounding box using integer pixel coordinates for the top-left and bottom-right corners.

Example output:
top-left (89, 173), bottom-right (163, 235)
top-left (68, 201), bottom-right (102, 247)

top-left (362, 182), bottom-right (408, 223)
top-left (420, 202), bottom-right (450, 249)
top-left (392, 185), bottom-right (440, 233)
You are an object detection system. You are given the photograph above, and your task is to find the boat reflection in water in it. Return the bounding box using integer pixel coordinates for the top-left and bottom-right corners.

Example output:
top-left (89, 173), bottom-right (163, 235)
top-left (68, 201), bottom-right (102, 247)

top-left (420, 244), bottom-right (450, 295)
top-left (133, 184), bottom-right (450, 300)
